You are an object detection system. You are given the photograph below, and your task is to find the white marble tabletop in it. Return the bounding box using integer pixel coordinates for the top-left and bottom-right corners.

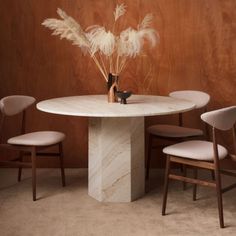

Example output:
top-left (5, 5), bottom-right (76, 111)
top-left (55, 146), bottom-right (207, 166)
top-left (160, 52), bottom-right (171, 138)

top-left (36, 95), bottom-right (195, 118)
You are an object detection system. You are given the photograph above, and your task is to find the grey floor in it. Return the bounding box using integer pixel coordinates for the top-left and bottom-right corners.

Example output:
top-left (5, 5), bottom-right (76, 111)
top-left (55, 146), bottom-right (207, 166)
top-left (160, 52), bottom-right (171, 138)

top-left (0, 168), bottom-right (236, 236)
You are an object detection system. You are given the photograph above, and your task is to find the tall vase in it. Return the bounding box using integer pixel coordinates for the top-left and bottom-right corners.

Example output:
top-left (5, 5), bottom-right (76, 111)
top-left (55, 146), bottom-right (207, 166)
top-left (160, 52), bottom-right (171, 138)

top-left (107, 73), bottom-right (119, 103)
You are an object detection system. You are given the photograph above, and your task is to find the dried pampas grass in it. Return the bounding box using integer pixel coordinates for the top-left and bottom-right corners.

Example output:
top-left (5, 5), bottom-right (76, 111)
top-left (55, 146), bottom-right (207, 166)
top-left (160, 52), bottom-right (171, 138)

top-left (86, 25), bottom-right (115, 56)
top-left (42, 4), bottom-right (159, 81)
top-left (114, 3), bottom-right (126, 22)
top-left (42, 8), bottom-right (90, 52)
top-left (138, 13), bottom-right (154, 30)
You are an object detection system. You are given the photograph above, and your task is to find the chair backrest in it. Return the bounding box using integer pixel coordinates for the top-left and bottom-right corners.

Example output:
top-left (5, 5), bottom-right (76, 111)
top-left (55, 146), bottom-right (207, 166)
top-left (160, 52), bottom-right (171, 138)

top-left (169, 90), bottom-right (210, 109)
top-left (201, 106), bottom-right (236, 161)
top-left (0, 95), bottom-right (35, 116)
top-left (201, 106), bottom-right (236, 131)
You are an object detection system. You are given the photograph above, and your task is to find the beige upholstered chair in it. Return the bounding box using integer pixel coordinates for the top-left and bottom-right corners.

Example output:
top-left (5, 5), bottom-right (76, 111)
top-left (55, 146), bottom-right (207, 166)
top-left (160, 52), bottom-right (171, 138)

top-left (0, 95), bottom-right (66, 201)
top-left (162, 106), bottom-right (236, 228)
top-left (146, 90), bottom-right (210, 180)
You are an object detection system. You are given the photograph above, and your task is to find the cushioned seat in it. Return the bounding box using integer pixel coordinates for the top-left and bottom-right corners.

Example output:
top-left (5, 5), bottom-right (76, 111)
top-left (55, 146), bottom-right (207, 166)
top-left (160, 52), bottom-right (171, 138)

top-left (8, 131), bottom-right (65, 146)
top-left (0, 95), bottom-right (66, 201)
top-left (163, 140), bottom-right (228, 161)
top-left (162, 106), bottom-right (236, 228)
top-left (147, 125), bottom-right (203, 138)
top-left (145, 91), bottom-right (211, 180)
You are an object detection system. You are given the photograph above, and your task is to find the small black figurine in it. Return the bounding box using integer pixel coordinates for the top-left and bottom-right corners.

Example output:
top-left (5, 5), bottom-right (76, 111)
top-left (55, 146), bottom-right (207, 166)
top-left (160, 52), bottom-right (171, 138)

top-left (116, 91), bottom-right (132, 104)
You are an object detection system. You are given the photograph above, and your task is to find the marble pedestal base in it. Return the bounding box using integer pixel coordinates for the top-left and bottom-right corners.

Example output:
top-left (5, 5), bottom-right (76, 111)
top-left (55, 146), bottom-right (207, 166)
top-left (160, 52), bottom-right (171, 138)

top-left (88, 117), bottom-right (145, 202)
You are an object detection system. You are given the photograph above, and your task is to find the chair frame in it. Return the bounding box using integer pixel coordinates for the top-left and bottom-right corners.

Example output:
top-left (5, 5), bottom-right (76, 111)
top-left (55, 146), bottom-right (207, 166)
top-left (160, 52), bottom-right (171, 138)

top-left (0, 109), bottom-right (65, 201)
top-left (146, 107), bottom-right (209, 182)
top-left (162, 124), bottom-right (236, 228)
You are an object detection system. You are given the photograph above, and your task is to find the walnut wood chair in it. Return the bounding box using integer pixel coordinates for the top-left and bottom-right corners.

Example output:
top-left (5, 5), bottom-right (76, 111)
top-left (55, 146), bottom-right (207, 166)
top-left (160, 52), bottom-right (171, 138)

top-left (162, 106), bottom-right (236, 228)
top-left (0, 95), bottom-right (66, 201)
top-left (146, 90), bottom-right (210, 181)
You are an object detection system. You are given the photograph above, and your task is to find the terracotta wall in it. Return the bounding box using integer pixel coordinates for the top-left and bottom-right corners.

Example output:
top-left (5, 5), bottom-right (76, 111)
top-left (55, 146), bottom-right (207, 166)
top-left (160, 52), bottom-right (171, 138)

top-left (0, 0), bottom-right (235, 168)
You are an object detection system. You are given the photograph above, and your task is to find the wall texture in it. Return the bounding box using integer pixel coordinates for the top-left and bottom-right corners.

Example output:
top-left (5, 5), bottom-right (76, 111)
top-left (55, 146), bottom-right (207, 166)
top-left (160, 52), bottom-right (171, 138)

top-left (0, 0), bottom-right (235, 168)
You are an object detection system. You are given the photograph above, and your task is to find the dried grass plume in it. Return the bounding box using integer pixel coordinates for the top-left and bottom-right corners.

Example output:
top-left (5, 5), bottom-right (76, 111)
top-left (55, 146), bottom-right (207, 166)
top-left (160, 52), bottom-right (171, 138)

top-left (42, 4), bottom-right (159, 81)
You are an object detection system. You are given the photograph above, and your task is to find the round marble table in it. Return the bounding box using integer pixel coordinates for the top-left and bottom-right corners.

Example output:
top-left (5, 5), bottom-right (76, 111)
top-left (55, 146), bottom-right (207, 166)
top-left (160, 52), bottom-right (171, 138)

top-left (37, 95), bottom-right (195, 202)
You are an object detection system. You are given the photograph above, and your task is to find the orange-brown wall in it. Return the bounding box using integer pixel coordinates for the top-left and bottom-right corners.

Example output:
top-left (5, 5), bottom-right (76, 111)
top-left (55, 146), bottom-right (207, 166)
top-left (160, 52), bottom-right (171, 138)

top-left (0, 0), bottom-right (235, 168)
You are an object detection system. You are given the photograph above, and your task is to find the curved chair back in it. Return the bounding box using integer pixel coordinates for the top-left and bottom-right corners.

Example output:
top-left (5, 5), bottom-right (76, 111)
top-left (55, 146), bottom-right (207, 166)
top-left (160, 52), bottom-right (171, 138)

top-left (201, 106), bottom-right (236, 163)
top-left (0, 95), bottom-right (35, 116)
top-left (201, 106), bottom-right (236, 131)
top-left (169, 90), bottom-right (210, 109)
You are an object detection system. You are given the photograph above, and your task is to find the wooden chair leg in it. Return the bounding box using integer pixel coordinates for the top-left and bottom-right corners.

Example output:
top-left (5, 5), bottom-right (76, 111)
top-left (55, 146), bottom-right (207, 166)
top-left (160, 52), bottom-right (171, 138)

top-left (59, 142), bottom-right (66, 187)
top-left (215, 169), bottom-right (224, 228)
top-left (146, 134), bottom-right (153, 180)
top-left (18, 151), bottom-right (23, 182)
top-left (211, 170), bottom-right (215, 181)
top-left (182, 165), bottom-right (187, 190)
top-left (162, 155), bottom-right (171, 216)
top-left (31, 147), bottom-right (37, 201)
top-left (193, 168), bottom-right (198, 201)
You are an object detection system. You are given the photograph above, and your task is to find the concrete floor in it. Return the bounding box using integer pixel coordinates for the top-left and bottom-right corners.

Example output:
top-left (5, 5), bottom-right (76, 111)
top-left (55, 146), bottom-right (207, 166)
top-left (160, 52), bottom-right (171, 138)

top-left (0, 168), bottom-right (236, 236)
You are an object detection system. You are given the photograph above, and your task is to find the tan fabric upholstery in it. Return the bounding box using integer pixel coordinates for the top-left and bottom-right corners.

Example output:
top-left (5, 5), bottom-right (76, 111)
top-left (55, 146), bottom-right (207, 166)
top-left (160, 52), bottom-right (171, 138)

top-left (7, 131), bottom-right (65, 146)
top-left (147, 124), bottom-right (203, 137)
top-left (146, 91), bottom-right (210, 139)
top-left (0, 95), bottom-right (35, 116)
top-left (169, 90), bottom-right (210, 109)
top-left (163, 140), bottom-right (228, 161)
top-left (201, 106), bottom-right (236, 131)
